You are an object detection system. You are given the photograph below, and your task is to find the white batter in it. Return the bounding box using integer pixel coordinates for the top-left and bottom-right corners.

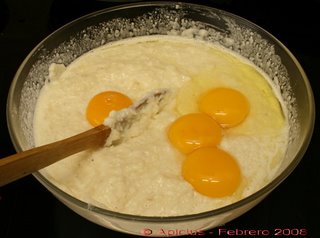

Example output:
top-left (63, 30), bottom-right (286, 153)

top-left (33, 36), bottom-right (289, 216)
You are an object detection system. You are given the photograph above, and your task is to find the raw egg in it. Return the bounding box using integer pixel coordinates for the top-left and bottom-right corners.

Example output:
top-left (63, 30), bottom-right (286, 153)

top-left (198, 87), bottom-right (249, 128)
top-left (86, 91), bottom-right (132, 126)
top-left (182, 146), bottom-right (241, 198)
top-left (167, 113), bottom-right (222, 154)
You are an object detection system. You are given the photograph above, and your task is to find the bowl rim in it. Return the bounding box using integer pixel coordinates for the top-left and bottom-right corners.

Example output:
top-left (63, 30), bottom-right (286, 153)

top-left (7, 1), bottom-right (315, 223)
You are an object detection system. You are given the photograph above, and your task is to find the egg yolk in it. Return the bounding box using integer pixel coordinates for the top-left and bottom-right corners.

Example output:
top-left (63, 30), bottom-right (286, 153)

top-left (198, 87), bottom-right (249, 128)
top-left (182, 146), bottom-right (241, 198)
top-left (167, 113), bottom-right (222, 154)
top-left (86, 91), bottom-right (133, 126)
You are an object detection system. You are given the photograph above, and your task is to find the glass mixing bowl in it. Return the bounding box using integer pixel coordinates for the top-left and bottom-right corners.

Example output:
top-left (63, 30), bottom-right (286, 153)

top-left (7, 2), bottom-right (314, 236)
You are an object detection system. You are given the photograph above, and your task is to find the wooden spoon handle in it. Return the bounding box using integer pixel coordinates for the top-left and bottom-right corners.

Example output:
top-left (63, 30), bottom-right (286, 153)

top-left (0, 125), bottom-right (111, 187)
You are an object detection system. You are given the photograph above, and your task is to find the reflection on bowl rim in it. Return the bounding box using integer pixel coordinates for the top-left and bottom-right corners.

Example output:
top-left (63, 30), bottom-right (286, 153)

top-left (7, 1), bottom-right (315, 224)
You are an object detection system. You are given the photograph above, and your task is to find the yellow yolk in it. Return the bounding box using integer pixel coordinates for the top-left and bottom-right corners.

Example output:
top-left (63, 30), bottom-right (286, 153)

top-left (167, 113), bottom-right (222, 154)
top-left (86, 91), bottom-right (133, 127)
top-left (198, 87), bottom-right (249, 128)
top-left (182, 147), bottom-right (241, 198)
top-left (170, 87), bottom-right (248, 197)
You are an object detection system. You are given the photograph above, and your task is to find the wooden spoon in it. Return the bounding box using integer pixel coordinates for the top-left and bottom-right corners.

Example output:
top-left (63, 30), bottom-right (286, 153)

top-left (0, 89), bottom-right (168, 187)
top-left (0, 125), bottom-right (111, 187)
